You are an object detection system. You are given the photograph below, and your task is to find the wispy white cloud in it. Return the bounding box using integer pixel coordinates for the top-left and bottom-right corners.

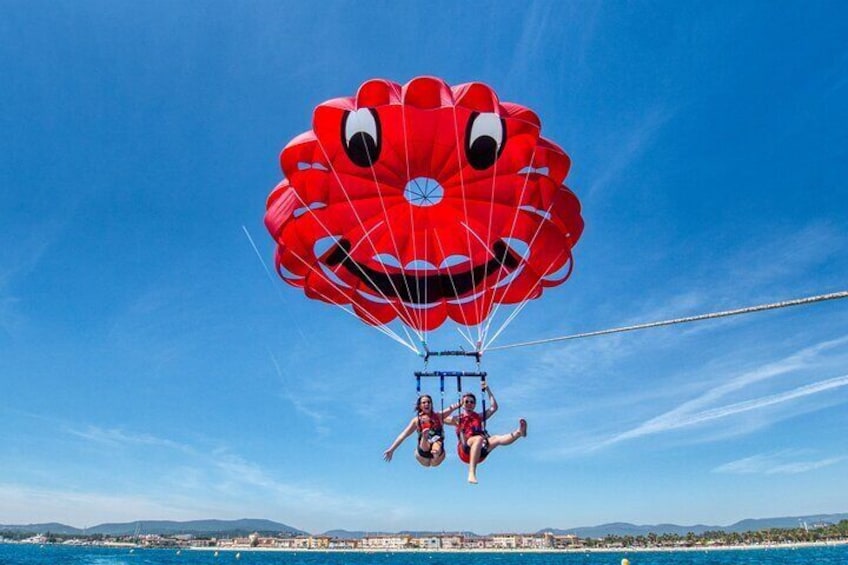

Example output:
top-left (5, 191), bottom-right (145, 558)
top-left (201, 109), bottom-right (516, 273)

top-left (0, 483), bottom-right (205, 527)
top-left (589, 107), bottom-right (677, 197)
top-left (267, 350), bottom-right (332, 436)
top-left (210, 451), bottom-right (409, 524)
top-left (714, 450), bottom-right (847, 475)
top-left (64, 425), bottom-right (191, 451)
top-left (722, 222), bottom-right (847, 292)
top-left (533, 336), bottom-right (848, 458)
top-left (0, 228), bottom-right (60, 338)
top-left (600, 373), bottom-right (848, 447)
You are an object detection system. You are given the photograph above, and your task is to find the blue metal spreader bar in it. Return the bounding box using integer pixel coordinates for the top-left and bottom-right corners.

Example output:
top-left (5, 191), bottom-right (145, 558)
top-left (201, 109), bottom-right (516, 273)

top-left (422, 349), bottom-right (482, 363)
top-left (414, 371), bottom-right (487, 378)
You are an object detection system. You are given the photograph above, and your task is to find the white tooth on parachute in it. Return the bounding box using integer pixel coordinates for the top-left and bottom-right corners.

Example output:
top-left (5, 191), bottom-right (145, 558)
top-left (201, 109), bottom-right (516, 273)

top-left (319, 263), bottom-right (351, 290)
top-left (277, 263), bottom-right (305, 281)
top-left (313, 235), bottom-right (343, 258)
top-left (447, 288), bottom-right (488, 305)
top-left (517, 165), bottom-right (550, 175)
top-left (373, 253), bottom-right (402, 268)
top-left (405, 260), bottom-right (438, 271)
top-left (356, 289), bottom-right (391, 303)
top-left (294, 201), bottom-right (327, 218)
top-left (439, 255), bottom-right (471, 269)
top-left (501, 238), bottom-right (530, 261)
top-left (519, 205), bottom-right (552, 221)
top-left (493, 264), bottom-right (525, 289)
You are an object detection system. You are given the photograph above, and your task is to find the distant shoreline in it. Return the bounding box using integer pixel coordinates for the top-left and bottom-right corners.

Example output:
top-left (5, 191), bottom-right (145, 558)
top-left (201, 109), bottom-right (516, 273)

top-left (187, 540), bottom-right (848, 554)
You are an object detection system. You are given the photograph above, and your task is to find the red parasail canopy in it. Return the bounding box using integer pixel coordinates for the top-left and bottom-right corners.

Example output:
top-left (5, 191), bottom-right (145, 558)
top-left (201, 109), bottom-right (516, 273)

top-left (265, 76), bottom-right (583, 332)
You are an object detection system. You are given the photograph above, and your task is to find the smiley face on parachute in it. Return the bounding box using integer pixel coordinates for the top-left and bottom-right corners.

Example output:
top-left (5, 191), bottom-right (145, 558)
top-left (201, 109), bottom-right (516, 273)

top-left (265, 77), bottom-right (584, 331)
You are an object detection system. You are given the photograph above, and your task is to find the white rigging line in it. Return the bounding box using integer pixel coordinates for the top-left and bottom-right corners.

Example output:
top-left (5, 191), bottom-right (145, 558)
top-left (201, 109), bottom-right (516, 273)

top-left (450, 104), bottom-right (484, 347)
top-left (479, 146), bottom-right (538, 345)
top-left (486, 290), bottom-right (848, 352)
top-left (481, 126), bottom-right (501, 347)
top-left (363, 112), bottom-right (425, 335)
top-left (482, 250), bottom-right (567, 351)
top-left (284, 246), bottom-right (420, 354)
top-left (272, 186), bottom-right (421, 352)
top-left (241, 225), bottom-right (308, 343)
top-left (458, 195), bottom-right (562, 348)
top-left (302, 142), bottom-right (426, 337)
top-left (432, 229), bottom-right (481, 348)
top-left (401, 101), bottom-right (426, 335)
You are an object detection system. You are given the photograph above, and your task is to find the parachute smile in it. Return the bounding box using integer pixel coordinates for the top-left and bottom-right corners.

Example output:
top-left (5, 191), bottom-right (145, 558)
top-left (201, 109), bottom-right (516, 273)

top-left (322, 239), bottom-right (520, 304)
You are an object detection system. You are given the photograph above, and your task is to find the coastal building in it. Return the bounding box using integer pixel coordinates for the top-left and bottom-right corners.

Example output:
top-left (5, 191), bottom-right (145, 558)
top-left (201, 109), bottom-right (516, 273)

top-left (440, 535), bottom-right (463, 549)
top-left (360, 535), bottom-right (411, 549)
top-left (550, 534), bottom-right (580, 549)
top-left (328, 538), bottom-right (358, 549)
top-left (521, 534), bottom-right (555, 549)
top-left (461, 536), bottom-right (489, 549)
top-left (413, 536), bottom-right (441, 550)
top-left (490, 534), bottom-right (519, 549)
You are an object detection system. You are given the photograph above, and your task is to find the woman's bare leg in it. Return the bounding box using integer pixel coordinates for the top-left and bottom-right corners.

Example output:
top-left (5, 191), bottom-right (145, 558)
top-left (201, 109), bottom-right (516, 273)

top-left (429, 440), bottom-right (445, 467)
top-left (466, 436), bottom-right (484, 484)
top-left (487, 419), bottom-right (528, 449)
top-left (414, 449), bottom-right (432, 467)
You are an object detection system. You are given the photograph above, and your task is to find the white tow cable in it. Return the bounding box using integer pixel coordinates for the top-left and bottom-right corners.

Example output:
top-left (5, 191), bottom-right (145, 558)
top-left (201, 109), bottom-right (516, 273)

top-left (486, 290), bottom-right (848, 352)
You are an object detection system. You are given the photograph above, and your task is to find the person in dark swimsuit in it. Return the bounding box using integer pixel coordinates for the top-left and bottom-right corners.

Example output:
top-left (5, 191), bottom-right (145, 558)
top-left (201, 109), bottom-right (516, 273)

top-left (444, 383), bottom-right (527, 484)
top-left (384, 394), bottom-right (459, 467)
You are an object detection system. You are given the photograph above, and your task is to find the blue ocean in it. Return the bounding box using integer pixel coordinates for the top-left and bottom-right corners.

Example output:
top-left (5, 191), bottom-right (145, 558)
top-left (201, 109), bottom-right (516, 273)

top-left (1, 545), bottom-right (846, 565)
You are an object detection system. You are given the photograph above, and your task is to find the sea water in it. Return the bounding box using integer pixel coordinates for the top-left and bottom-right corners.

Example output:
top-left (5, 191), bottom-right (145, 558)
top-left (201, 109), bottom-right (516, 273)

top-left (0, 545), bottom-right (846, 565)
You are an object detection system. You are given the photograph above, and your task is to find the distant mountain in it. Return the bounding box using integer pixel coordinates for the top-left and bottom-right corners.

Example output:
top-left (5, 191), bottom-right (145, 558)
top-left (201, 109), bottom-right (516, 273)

top-left (727, 513), bottom-right (848, 533)
top-left (1, 519), bottom-right (304, 537)
top-left (0, 523), bottom-right (81, 535)
top-left (539, 513), bottom-right (848, 538)
top-left (540, 522), bottom-right (716, 538)
top-left (87, 519), bottom-right (305, 536)
top-left (4, 512), bottom-right (846, 539)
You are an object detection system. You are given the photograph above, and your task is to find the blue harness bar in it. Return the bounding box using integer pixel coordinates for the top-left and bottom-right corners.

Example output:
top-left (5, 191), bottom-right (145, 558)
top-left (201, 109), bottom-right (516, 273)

top-left (422, 349), bottom-right (482, 364)
top-left (414, 371), bottom-right (487, 378)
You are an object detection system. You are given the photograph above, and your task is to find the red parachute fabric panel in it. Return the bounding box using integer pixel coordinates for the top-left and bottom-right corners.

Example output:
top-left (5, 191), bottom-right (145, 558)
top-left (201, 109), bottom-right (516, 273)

top-left (265, 76), bottom-right (584, 332)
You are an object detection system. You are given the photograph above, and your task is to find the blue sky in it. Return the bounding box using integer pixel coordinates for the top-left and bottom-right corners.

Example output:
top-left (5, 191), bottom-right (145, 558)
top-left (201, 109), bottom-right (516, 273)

top-left (2, 1), bottom-right (847, 534)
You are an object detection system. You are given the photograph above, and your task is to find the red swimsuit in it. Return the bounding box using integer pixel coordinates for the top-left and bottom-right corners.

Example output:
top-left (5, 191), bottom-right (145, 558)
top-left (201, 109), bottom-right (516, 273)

top-left (456, 411), bottom-right (489, 464)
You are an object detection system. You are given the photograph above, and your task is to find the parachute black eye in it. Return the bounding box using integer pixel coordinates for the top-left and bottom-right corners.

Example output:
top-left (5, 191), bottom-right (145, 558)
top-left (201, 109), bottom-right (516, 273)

top-left (465, 112), bottom-right (506, 170)
top-left (342, 108), bottom-right (381, 167)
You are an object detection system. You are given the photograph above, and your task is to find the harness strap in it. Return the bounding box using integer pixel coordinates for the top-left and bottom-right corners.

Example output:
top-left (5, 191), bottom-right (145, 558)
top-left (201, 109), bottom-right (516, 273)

top-left (481, 373), bottom-right (488, 433)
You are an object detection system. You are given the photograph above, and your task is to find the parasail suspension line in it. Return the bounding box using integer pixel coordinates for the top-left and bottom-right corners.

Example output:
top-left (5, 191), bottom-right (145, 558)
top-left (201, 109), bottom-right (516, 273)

top-left (432, 230), bottom-right (481, 344)
top-left (361, 120), bottom-right (427, 333)
top-left (283, 247), bottom-right (420, 354)
top-left (449, 103), bottom-right (485, 344)
top-left (482, 250), bottom-right (567, 351)
top-left (487, 290), bottom-right (848, 352)
top-left (312, 139), bottom-right (426, 338)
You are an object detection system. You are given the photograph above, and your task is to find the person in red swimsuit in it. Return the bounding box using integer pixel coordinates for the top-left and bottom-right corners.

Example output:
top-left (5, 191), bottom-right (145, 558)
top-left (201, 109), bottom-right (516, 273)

top-left (383, 395), bottom-right (459, 467)
top-left (444, 382), bottom-right (527, 484)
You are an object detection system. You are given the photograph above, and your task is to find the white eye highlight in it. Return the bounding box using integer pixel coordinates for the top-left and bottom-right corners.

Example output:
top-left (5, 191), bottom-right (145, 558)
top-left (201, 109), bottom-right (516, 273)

top-left (345, 108), bottom-right (378, 144)
top-left (342, 108), bottom-right (381, 167)
top-left (469, 112), bottom-right (503, 147)
top-left (465, 112), bottom-right (505, 170)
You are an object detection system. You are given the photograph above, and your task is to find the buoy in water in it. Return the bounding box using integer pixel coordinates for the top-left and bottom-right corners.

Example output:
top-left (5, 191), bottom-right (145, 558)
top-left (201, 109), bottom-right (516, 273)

top-left (622, 559), bottom-right (630, 565)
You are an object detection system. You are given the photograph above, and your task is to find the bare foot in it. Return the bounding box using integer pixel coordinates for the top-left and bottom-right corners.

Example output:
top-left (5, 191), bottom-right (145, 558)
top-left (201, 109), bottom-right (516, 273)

top-left (519, 419), bottom-right (527, 437)
top-left (468, 474), bottom-right (478, 484)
